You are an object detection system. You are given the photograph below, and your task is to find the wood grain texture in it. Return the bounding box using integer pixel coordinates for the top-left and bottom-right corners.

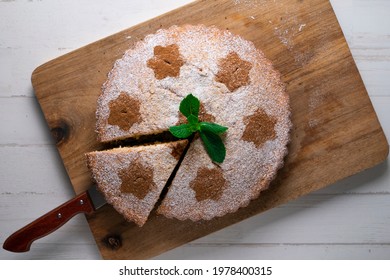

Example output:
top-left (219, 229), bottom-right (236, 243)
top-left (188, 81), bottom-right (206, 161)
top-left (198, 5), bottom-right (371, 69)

top-left (25, 0), bottom-right (389, 259)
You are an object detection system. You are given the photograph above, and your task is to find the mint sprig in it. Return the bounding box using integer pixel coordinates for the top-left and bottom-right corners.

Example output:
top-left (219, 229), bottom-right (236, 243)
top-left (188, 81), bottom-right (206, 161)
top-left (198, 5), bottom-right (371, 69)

top-left (169, 94), bottom-right (228, 163)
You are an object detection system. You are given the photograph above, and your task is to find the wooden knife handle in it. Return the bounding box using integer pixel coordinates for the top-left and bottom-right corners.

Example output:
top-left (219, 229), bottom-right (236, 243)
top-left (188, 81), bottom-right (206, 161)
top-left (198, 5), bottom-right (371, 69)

top-left (3, 191), bottom-right (95, 253)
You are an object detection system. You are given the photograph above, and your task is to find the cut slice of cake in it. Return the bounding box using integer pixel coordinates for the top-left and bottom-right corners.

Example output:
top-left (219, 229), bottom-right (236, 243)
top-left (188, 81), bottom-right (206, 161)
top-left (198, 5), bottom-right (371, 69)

top-left (85, 140), bottom-right (187, 226)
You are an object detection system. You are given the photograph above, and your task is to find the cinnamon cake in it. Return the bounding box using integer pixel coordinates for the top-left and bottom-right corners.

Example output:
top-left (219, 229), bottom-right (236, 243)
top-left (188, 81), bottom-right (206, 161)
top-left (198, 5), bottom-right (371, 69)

top-left (90, 25), bottom-right (291, 224)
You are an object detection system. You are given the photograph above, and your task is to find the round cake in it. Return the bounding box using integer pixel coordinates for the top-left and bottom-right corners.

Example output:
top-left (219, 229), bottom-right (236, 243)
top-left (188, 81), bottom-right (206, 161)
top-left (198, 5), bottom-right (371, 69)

top-left (94, 24), bottom-right (291, 222)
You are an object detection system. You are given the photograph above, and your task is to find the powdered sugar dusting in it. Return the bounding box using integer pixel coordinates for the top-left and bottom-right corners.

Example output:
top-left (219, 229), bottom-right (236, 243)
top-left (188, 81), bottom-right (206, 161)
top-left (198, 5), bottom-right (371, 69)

top-left (96, 25), bottom-right (291, 222)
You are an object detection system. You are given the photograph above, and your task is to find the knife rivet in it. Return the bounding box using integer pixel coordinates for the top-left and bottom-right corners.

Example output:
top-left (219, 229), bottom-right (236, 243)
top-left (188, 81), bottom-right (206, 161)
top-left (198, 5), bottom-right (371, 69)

top-left (79, 199), bottom-right (84, 205)
top-left (57, 213), bottom-right (62, 219)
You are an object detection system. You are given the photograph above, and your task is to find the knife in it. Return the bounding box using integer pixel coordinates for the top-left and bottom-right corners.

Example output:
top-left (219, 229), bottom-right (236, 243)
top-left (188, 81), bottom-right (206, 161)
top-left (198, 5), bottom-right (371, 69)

top-left (3, 185), bottom-right (106, 253)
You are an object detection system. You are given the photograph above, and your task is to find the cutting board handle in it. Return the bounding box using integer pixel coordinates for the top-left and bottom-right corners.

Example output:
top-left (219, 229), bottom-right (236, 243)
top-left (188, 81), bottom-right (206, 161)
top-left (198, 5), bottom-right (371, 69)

top-left (3, 191), bottom-right (94, 253)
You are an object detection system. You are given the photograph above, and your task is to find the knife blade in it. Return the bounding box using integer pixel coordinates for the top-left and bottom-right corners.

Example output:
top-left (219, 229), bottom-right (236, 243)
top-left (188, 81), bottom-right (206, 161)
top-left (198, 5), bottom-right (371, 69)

top-left (3, 185), bottom-right (106, 253)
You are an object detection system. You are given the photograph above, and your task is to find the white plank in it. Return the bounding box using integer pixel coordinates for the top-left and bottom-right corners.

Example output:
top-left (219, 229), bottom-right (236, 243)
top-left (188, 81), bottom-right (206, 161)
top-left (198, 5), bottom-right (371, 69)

top-left (370, 96), bottom-right (390, 140)
top-left (0, 146), bottom-right (74, 194)
top-left (330, 0), bottom-right (390, 42)
top-left (0, 97), bottom-right (53, 145)
top-left (0, 48), bottom-right (39, 98)
top-left (348, 0), bottom-right (390, 37)
top-left (155, 244), bottom-right (390, 260)
top-left (359, 63), bottom-right (390, 97)
top-left (330, 0), bottom-right (390, 97)
top-left (2, 243), bottom-right (100, 260)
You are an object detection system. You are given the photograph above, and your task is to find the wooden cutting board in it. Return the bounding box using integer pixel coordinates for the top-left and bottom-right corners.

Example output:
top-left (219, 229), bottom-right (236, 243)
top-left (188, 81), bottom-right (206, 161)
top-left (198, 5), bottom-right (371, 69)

top-left (32, 0), bottom-right (388, 259)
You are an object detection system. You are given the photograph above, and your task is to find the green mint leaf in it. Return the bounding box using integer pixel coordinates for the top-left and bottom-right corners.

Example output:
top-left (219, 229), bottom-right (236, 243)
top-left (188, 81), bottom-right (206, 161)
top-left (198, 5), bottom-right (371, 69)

top-left (169, 124), bottom-right (193, 139)
top-left (179, 93), bottom-right (200, 118)
top-left (187, 114), bottom-right (199, 125)
top-left (169, 93), bottom-right (228, 163)
top-left (199, 130), bottom-right (226, 163)
top-left (200, 122), bottom-right (228, 134)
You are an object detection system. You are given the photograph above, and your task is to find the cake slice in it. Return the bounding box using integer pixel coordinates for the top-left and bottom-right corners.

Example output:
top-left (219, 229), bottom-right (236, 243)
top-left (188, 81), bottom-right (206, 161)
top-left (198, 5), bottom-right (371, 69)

top-left (86, 140), bottom-right (187, 226)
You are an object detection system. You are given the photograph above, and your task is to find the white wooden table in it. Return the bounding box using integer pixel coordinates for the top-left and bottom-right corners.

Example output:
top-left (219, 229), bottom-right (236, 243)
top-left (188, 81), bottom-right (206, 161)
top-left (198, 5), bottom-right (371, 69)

top-left (1, 0), bottom-right (389, 260)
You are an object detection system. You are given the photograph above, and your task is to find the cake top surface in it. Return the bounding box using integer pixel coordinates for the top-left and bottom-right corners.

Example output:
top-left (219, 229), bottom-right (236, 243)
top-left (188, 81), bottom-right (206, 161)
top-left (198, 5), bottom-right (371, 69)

top-left (94, 24), bottom-right (291, 222)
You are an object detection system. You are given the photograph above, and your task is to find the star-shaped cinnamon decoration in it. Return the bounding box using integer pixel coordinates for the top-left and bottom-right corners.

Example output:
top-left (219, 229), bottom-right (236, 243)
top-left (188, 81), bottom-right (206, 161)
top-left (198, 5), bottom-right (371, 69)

top-left (242, 109), bottom-right (276, 148)
top-left (215, 52), bottom-right (252, 92)
top-left (108, 92), bottom-right (142, 131)
top-left (190, 167), bottom-right (226, 201)
top-left (119, 159), bottom-right (155, 200)
top-left (147, 44), bottom-right (184, 80)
